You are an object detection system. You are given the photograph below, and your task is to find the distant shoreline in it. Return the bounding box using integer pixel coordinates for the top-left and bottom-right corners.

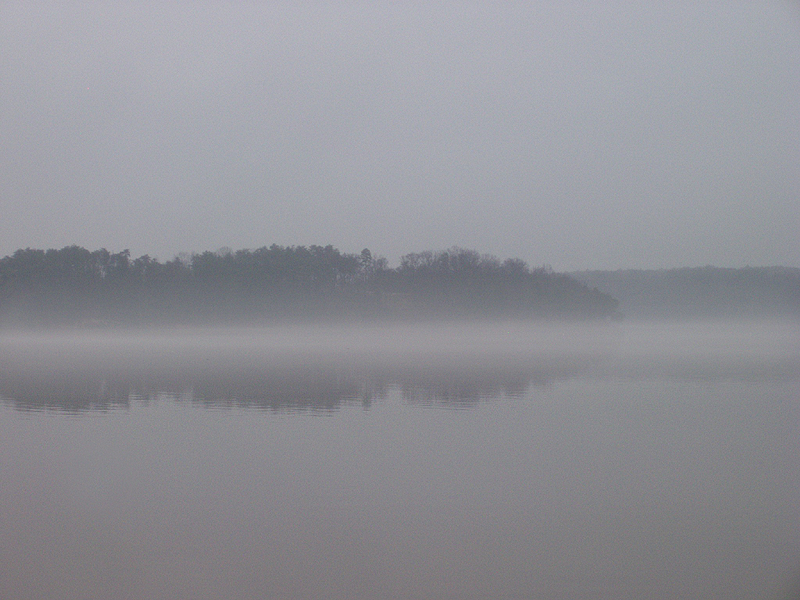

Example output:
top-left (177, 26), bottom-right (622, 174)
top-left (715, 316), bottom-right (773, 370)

top-left (0, 245), bottom-right (620, 327)
top-left (571, 266), bottom-right (800, 320)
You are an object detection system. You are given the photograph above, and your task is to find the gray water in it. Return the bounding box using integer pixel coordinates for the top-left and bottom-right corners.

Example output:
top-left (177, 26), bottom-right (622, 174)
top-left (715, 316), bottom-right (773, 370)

top-left (1, 321), bottom-right (799, 600)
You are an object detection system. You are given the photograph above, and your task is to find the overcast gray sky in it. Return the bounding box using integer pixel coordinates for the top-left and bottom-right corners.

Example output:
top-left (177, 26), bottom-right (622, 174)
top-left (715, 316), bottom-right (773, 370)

top-left (1, 2), bottom-right (798, 270)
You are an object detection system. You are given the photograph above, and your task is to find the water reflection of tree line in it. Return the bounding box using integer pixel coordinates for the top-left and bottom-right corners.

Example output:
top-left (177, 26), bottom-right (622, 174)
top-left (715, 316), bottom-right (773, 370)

top-left (3, 329), bottom-right (796, 413)
top-left (0, 357), bottom-right (597, 413)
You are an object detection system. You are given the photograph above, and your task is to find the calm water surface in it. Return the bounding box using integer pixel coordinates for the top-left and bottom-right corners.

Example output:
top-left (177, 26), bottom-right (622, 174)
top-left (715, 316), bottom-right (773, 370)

top-left (1, 321), bottom-right (799, 600)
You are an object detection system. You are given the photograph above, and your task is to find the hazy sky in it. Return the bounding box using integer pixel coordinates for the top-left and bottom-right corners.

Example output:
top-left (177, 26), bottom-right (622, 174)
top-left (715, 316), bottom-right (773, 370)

top-left (2, 2), bottom-right (798, 270)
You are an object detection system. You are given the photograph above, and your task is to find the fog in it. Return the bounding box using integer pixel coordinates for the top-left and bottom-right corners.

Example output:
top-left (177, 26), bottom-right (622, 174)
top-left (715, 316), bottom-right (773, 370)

top-left (2, 320), bottom-right (797, 412)
top-left (2, 1), bottom-right (799, 597)
top-left (0, 322), bottom-right (617, 412)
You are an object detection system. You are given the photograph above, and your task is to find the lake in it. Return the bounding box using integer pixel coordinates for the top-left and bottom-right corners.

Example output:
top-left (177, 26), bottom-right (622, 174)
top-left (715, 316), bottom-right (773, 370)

top-left (1, 320), bottom-right (799, 600)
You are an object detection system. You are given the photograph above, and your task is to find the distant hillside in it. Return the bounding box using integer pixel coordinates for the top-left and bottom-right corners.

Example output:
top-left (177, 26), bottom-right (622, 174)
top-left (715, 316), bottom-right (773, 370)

top-left (571, 266), bottom-right (800, 319)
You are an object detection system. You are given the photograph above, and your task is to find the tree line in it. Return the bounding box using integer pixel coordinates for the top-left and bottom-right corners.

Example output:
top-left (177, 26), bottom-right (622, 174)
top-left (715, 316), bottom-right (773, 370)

top-left (0, 245), bottom-right (620, 326)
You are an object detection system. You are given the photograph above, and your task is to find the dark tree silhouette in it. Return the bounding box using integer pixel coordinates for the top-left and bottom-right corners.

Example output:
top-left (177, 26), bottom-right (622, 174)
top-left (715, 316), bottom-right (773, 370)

top-left (0, 245), bottom-right (621, 326)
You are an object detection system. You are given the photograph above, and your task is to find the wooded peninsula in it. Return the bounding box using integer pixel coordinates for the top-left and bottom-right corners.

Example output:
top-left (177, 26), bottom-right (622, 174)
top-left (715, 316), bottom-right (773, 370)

top-left (0, 245), bottom-right (620, 326)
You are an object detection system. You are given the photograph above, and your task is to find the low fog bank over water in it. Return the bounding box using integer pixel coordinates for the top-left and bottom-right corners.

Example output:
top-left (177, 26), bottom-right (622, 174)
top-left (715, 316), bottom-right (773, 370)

top-left (0, 320), bottom-right (797, 412)
top-left (0, 321), bottom-right (618, 412)
top-left (0, 320), bottom-right (789, 410)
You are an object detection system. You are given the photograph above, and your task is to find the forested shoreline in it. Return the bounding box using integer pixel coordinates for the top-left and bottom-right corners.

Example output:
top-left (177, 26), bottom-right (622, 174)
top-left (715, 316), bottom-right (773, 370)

top-left (0, 245), bottom-right (619, 326)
